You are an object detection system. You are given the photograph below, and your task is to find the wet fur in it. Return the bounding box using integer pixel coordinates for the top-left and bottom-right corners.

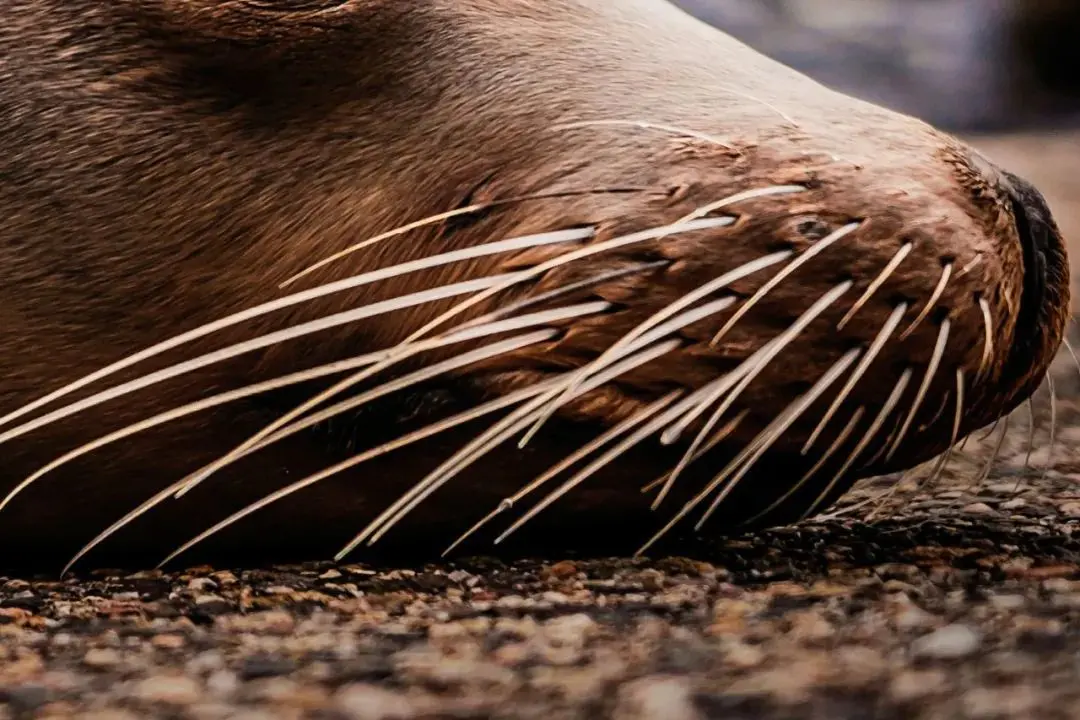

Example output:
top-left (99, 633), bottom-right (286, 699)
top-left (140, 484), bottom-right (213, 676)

top-left (0, 0), bottom-right (1069, 573)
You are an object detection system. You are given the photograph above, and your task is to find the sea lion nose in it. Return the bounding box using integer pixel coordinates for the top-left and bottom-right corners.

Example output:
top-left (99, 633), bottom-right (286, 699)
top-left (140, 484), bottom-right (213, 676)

top-left (999, 169), bottom-right (1057, 305)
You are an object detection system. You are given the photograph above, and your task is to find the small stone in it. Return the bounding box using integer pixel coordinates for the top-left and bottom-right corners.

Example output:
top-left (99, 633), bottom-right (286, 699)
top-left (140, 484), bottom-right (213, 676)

top-left (961, 502), bottom-right (995, 515)
top-left (150, 634), bottom-right (185, 650)
top-left (722, 641), bottom-right (765, 669)
top-left (82, 648), bottom-right (122, 669)
top-left (131, 676), bottom-right (202, 705)
top-left (543, 614), bottom-right (597, 647)
top-left (613, 675), bottom-right (702, 720)
top-left (988, 594), bottom-right (1027, 610)
top-left (544, 561), bottom-right (579, 580)
top-left (911, 624), bottom-right (982, 660)
top-left (335, 683), bottom-right (420, 719)
top-left (889, 670), bottom-right (947, 702)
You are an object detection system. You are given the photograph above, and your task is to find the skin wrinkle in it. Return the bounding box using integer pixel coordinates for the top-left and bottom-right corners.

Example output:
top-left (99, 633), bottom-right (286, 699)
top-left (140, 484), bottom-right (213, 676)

top-left (0, 0), bottom-right (1067, 572)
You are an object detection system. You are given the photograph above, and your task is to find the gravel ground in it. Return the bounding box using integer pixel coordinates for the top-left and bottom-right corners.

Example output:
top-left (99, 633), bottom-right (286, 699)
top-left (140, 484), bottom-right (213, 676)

top-left (2, 131), bottom-right (1079, 720)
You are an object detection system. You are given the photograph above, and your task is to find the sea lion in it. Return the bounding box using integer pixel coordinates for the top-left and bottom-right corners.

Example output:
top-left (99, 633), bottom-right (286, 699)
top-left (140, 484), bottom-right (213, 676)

top-left (0, 0), bottom-right (1069, 574)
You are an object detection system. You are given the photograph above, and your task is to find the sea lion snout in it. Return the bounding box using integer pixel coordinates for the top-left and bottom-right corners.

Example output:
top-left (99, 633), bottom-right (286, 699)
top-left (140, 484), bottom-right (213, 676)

top-left (0, 0), bottom-right (1071, 570)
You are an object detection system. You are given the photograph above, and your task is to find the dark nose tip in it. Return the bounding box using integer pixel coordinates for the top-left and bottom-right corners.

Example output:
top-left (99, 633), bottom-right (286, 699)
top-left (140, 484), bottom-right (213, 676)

top-left (1000, 168), bottom-right (1054, 310)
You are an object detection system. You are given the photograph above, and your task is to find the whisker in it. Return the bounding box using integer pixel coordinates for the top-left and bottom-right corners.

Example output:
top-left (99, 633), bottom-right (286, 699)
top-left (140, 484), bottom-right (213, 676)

top-left (447, 390), bottom-right (684, 555)
top-left (977, 297), bottom-right (995, 378)
top-left (657, 339), bottom-right (780, 446)
top-left (519, 250), bottom-right (792, 447)
top-left (338, 339), bottom-right (684, 558)
top-left (659, 281), bottom-right (855, 496)
top-left (837, 243), bottom-right (913, 329)
top-left (210, 216), bottom-right (737, 496)
top-left (922, 369), bottom-right (965, 490)
top-left (641, 411), bottom-right (748, 498)
top-left (674, 186), bottom-right (808, 224)
top-left (552, 120), bottom-right (735, 148)
top-left (2, 351), bottom-right (387, 515)
top-left (976, 413), bottom-right (1009, 487)
top-left (62, 480), bottom-right (188, 578)
top-left (1025, 396), bottom-right (1036, 470)
top-left (863, 468), bottom-right (917, 524)
top-left (798, 368), bottom-right (914, 521)
top-left (1064, 337), bottom-right (1080, 378)
top-left (0, 274), bottom-right (515, 448)
top-left (170, 275), bottom-right (626, 499)
top-left (885, 318), bottom-right (951, 461)
top-left (898, 262), bottom-right (952, 340)
top-left (957, 254), bottom-right (983, 277)
top-left (282, 192), bottom-right (632, 287)
top-left (156, 381), bottom-right (562, 569)
top-left (977, 418), bottom-right (1002, 443)
top-left (377, 190), bottom-right (805, 381)
top-left (803, 303), bottom-right (907, 453)
top-left (634, 282), bottom-right (857, 553)
top-left (8, 305), bottom-right (601, 513)
top-left (462, 261), bottom-right (669, 329)
top-left (747, 407), bottom-right (866, 525)
top-left (0, 227), bottom-right (590, 432)
top-left (694, 347), bottom-right (863, 530)
top-left (1042, 372), bottom-right (1057, 485)
top-left (176, 303), bottom-right (611, 479)
top-left (709, 221), bottom-right (861, 346)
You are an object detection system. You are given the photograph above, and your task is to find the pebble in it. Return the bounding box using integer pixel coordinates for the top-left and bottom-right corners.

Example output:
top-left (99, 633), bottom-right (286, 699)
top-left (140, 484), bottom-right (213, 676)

top-left (912, 624), bottom-right (983, 660)
top-left (613, 675), bottom-right (702, 720)
top-left (131, 676), bottom-right (202, 705)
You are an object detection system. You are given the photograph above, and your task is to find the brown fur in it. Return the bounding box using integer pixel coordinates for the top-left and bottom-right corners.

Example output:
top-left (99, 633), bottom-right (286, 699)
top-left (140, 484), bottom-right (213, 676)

top-left (0, 0), bottom-right (1069, 573)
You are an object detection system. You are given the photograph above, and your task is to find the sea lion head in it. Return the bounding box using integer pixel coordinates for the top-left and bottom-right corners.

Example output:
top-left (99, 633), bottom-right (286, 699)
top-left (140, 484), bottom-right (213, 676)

top-left (0, 0), bottom-right (1069, 568)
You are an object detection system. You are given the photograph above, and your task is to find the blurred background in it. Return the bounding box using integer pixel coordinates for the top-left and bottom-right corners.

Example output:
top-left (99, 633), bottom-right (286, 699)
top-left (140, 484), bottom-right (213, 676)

top-left (674, 0), bottom-right (1080, 299)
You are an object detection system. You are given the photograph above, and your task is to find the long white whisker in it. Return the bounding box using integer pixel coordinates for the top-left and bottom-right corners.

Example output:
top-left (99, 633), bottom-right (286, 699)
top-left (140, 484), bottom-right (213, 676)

top-left (634, 282), bottom-right (856, 553)
top-left (2, 350), bottom-right (389, 515)
top-left (837, 243), bottom-right (913, 330)
top-left (552, 120), bottom-right (735, 148)
top-left (1042, 372), bottom-right (1057, 484)
top-left (798, 368), bottom-right (914, 521)
top-left (517, 250), bottom-right (793, 447)
top-left (709, 222), bottom-right (861, 346)
top-left (922, 369), bottom-right (965, 490)
top-left (885, 318), bottom-right (951, 461)
top-left (1, 228), bottom-right (589, 432)
top-left (807, 371), bottom-right (915, 518)
top-left (658, 281), bottom-right (855, 499)
top-left (157, 381), bottom-right (560, 569)
top-left (446, 390), bottom-right (684, 556)
top-left (694, 347), bottom-right (863, 530)
top-left (394, 188), bottom-right (806, 376)
top-left (748, 407), bottom-right (867, 525)
top-left (657, 339), bottom-right (780, 446)
top-left (179, 303), bottom-right (611, 478)
top-left (461, 261), bottom-right (669, 330)
top-left (977, 297), bottom-right (995, 378)
top-left (673, 186), bottom-right (808, 223)
top-left (10, 307), bottom-right (591, 514)
top-left (976, 414), bottom-right (1009, 487)
top-left (803, 303), bottom-right (908, 453)
top-left (0, 274), bottom-right (514, 447)
top-left (179, 218), bottom-right (734, 498)
top-left (898, 262), bottom-right (952, 340)
top-left (1025, 396), bottom-right (1036, 470)
top-left (641, 411), bottom-right (748, 498)
top-left (338, 339), bottom-right (684, 558)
